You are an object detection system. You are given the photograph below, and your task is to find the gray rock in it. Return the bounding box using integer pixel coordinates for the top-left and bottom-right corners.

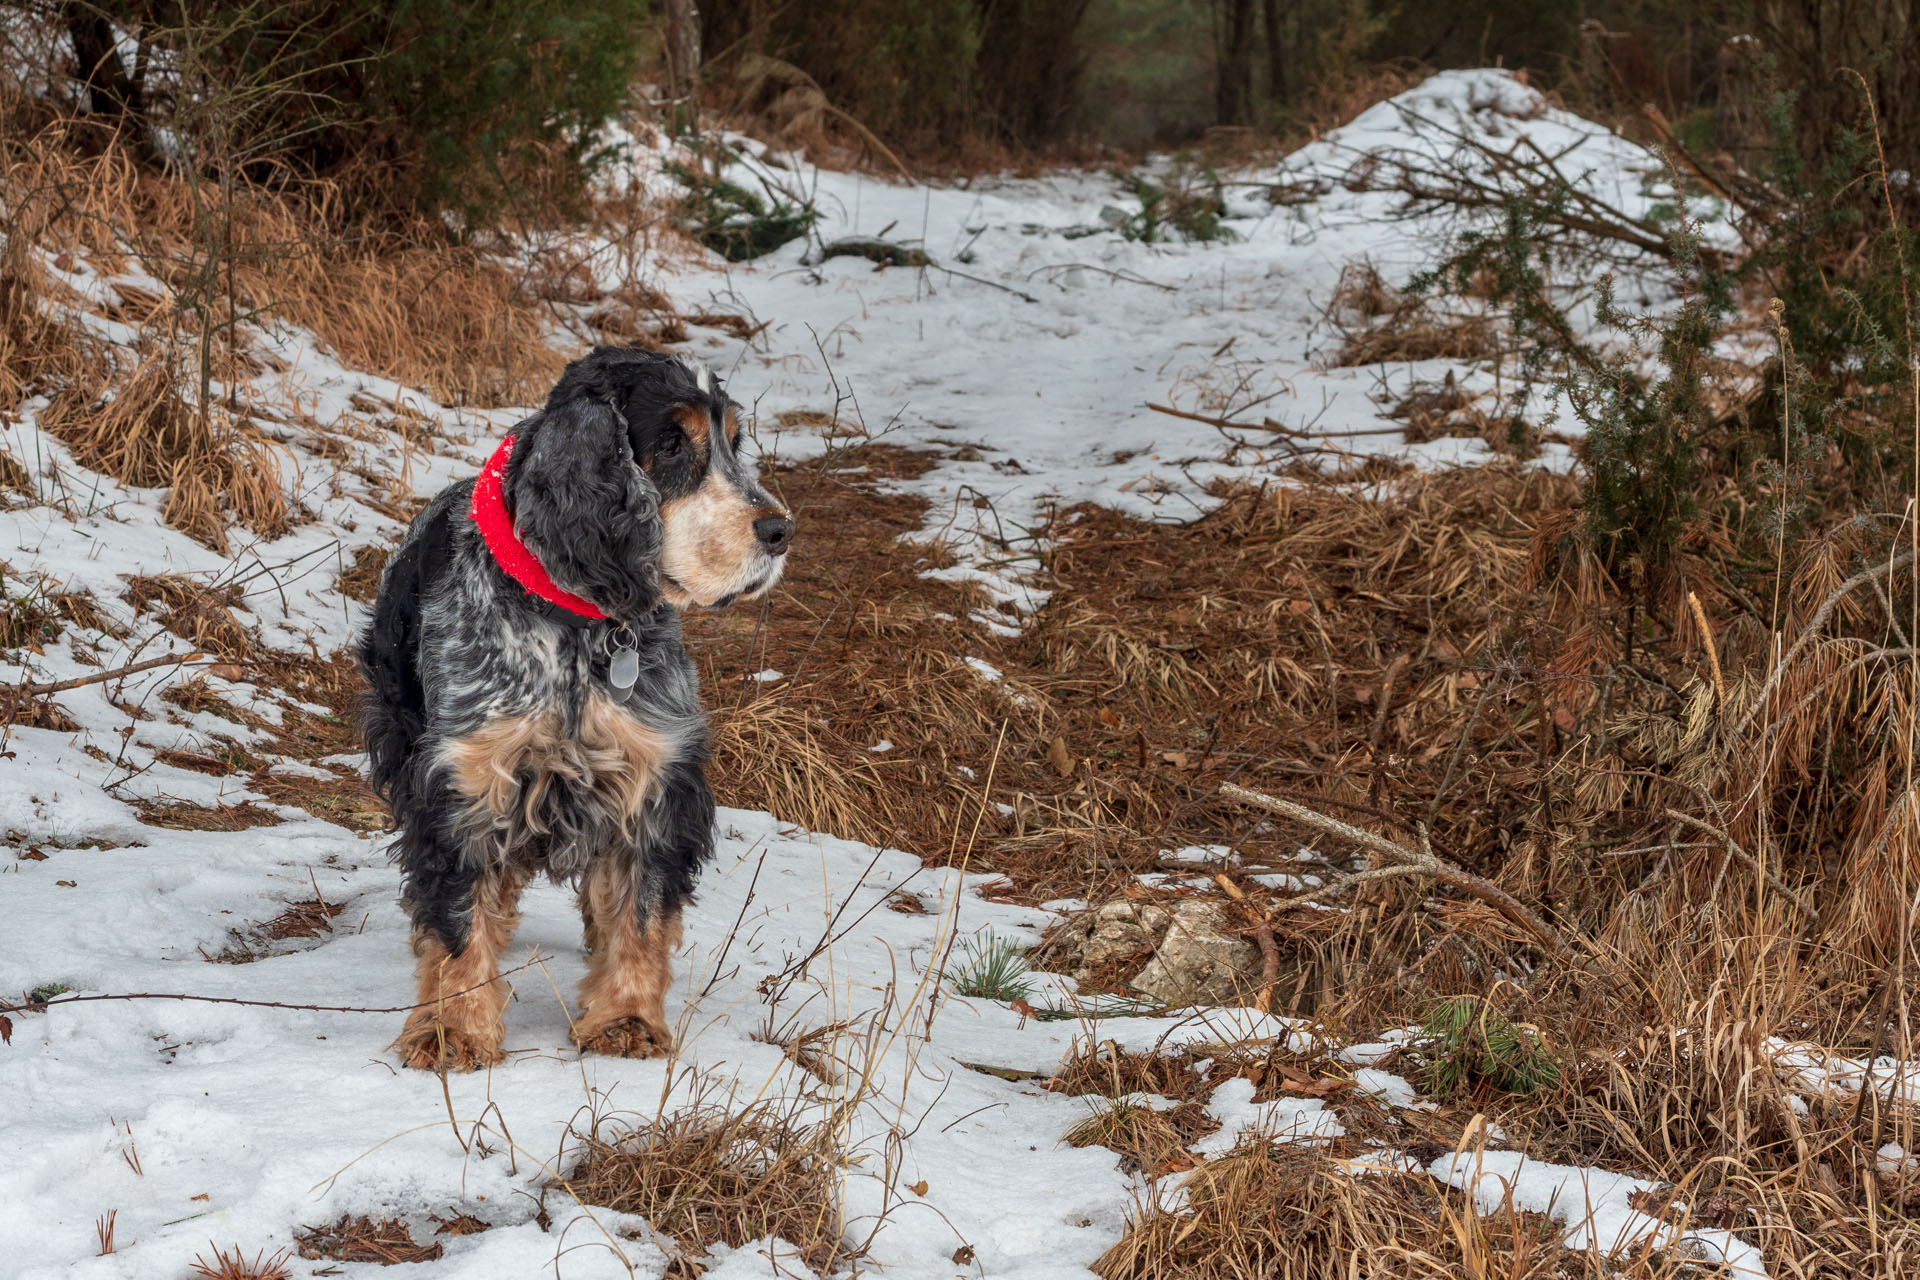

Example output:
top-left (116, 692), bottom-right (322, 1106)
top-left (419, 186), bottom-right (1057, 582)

top-left (1043, 897), bottom-right (1261, 1008)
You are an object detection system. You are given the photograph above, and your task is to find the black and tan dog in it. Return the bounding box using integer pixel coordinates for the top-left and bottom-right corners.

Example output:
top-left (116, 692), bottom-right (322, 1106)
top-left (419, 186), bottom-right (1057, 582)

top-left (358, 348), bottom-right (792, 1070)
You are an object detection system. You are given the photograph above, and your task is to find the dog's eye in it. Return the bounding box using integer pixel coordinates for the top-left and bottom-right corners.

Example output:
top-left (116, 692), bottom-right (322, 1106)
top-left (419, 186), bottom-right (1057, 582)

top-left (656, 428), bottom-right (685, 461)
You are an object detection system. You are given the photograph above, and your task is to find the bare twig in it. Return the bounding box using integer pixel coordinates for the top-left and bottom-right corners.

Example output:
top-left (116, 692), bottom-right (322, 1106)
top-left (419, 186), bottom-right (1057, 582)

top-left (1, 956), bottom-right (547, 1021)
top-left (1660, 808), bottom-right (1816, 918)
top-left (1218, 781), bottom-right (1570, 959)
top-left (1146, 401), bottom-right (1399, 441)
top-left (10, 650), bottom-right (208, 697)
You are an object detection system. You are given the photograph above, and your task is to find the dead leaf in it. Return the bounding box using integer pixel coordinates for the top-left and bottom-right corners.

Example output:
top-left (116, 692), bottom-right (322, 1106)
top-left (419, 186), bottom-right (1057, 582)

top-left (953, 1245), bottom-right (976, 1265)
top-left (190, 1193), bottom-right (209, 1202)
top-left (1456, 671), bottom-right (1480, 690)
top-left (208, 663), bottom-right (247, 681)
top-left (1046, 736), bottom-right (1073, 777)
top-left (1274, 1067), bottom-right (1354, 1097)
top-left (1160, 750), bottom-right (1190, 769)
top-left (1097, 706), bottom-right (1121, 729)
top-left (20, 848), bottom-right (46, 861)
top-left (1009, 999), bottom-right (1037, 1020)
top-left (0, 1014), bottom-right (11, 1044)
top-left (1287, 599), bottom-right (1313, 615)
top-left (908, 1180), bottom-right (929, 1197)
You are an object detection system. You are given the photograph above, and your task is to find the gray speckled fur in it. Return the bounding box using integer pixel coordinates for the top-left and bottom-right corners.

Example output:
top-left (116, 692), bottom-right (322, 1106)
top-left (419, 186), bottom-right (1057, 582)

top-left (420, 480), bottom-right (704, 873)
top-left (358, 354), bottom-right (766, 956)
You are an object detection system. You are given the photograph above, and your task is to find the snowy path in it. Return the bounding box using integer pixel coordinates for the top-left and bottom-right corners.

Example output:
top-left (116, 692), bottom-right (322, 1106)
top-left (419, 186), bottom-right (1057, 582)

top-left (1, 69), bottom-right (1776, 1278)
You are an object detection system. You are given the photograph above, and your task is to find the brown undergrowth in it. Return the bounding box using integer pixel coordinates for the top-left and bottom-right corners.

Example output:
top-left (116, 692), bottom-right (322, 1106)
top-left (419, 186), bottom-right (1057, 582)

top-left (0, 90), bottom-right (638, 555)
top-left (684, 439), bottom-right (1916, 1275)
top-left (295, 1215), bottom-right (444, 1264)
top-left (566, 1098), bottom-right (852, 1277)
top-left (690, 444), bottom-right (1917, 1022)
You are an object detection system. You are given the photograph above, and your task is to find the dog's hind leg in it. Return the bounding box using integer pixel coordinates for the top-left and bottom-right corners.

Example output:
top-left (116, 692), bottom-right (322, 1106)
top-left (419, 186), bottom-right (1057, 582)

top-left (573, 856), bottom-right (679, 1058)
top-left (393, 866), bottom-right (528, 1071)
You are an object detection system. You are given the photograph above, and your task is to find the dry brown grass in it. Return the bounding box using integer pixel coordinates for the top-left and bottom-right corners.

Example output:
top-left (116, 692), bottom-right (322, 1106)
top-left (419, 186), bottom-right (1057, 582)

top-left (188, 1243), bottom-right (293, 1280)
top-left (295, 1215), bottom-right (443, 1265)
top-left (135, 798), bottom-right (282, 831)
top-left (335, 544), bottom-right (389, 604)
top-left (1064, 1100), bottom-right (1217, 1177)
top-left (683, 445), bottom-right (1036, 860)
top-left (682, 440), bottom-right (1917, 1275)
top-left (566, 1100), bottom-right (853, 1276)
top-left (40, 352), bottom-right (290, 551)
top-left (0, 90), bottom-right (580, 574)
top-left (1092, 1142), bottom-right (1571, 1280)
top-left (126, 574), bottom-right (255, 662)
top-left (0, 567), bottom-right (57, 652)
top-left (257, 894), bottom-right (346, 942)
top-left (1325, 260), bottom-right (1499, 367)
top-left (240, 218), bottom-right (564, 408)
top-left (248, 764), bottom-right (387, 833)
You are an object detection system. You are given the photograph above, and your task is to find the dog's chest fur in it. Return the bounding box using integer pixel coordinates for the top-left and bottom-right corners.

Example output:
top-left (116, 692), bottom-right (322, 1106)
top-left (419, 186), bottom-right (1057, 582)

top-left (415, 486), bottom-right (705, 880)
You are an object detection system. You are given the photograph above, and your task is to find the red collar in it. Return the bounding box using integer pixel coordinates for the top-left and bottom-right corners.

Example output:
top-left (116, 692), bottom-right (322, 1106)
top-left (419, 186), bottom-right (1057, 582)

top-left (469, 434), bottom-right (609, 622)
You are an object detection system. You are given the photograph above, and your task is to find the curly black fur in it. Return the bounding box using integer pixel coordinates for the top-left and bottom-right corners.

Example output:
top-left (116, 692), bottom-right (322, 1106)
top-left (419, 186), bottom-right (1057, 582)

top-left (357, 348), bottom-right (788, 959)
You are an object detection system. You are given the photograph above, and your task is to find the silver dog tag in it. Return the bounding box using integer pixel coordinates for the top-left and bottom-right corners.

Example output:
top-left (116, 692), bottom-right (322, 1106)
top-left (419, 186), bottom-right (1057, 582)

top-left (608, 647), bottom-right (640, 692)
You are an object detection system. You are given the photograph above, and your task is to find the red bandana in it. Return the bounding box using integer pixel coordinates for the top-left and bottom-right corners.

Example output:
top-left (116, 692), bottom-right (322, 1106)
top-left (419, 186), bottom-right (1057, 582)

top-left (469, 434), bottom-right (608, 621)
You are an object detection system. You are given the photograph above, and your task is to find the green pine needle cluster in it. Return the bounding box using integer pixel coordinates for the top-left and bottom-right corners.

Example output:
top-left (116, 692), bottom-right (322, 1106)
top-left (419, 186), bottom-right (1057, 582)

top-left (947, 930), bottom-right (1038, 1004)
top-left (1415, 995), bottom-right (1560, 1096)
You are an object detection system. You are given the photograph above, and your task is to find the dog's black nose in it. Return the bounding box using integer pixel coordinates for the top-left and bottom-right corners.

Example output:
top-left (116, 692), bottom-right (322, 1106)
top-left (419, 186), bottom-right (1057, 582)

top-left (754, 514), bottom-right (794, 556)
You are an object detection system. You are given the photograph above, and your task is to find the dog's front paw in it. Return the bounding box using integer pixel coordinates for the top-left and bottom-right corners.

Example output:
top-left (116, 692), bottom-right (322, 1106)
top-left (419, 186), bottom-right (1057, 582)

top-left (393, 1014), bottom-right (505, 1072)
top-left (572, 1015), bottom-right (671, 1059)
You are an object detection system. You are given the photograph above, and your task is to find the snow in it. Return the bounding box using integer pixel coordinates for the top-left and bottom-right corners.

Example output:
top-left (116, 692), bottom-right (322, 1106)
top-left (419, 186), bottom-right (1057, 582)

top-left (600, 68), bottom-right (1722, 618)
top-left (1, 67), bottom-right (1772, 1278)
top-left (1429, 1149), bottom-right (1770, 1277)
top-left (1767, 1036), bottom-right (1920, 1106)
top-left (1, 774), bottom-right (1141, 1279)
top-left (1190, 1076), bottom-right (1342, 1156)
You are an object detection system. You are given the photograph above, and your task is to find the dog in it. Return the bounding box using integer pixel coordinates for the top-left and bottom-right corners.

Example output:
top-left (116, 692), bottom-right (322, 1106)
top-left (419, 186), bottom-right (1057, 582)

top-left (357, 347), bottom-right (793, 1071)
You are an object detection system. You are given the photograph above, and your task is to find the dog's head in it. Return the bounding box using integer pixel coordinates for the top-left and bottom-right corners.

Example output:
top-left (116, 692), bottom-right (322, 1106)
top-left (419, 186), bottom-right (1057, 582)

top-left (504, 347), bottom-right (793, 620)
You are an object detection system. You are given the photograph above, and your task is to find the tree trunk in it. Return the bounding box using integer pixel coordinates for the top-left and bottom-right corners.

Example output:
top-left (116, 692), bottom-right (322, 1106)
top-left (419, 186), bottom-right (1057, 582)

top-left (1215, 0), bottom-right (1258, 126)
top-left (664, 0), bottom-right (702, 103)
top-left (64, 3), bottom-right (144, 122)
top-left (1262, 0), bottom-right (1288, 103)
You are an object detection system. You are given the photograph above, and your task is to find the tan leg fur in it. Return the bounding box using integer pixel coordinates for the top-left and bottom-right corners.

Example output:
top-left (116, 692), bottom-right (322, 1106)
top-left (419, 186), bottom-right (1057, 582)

top-left (393, 868), bottom-right (528, 1071)
top-left (573, 855), bottom-right (680, 1058)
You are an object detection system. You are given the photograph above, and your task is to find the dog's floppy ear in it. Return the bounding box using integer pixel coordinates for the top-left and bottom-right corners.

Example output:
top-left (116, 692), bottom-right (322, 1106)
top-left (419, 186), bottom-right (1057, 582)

top-left (506, 398), bottom-right (662, 621)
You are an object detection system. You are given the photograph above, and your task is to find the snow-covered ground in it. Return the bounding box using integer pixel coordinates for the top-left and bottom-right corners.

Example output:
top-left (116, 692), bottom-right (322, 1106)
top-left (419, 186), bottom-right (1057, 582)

top-left (612, 68), bottom-right (1723, 615)
top-left (1, 70), bottom-right (1794, 1278)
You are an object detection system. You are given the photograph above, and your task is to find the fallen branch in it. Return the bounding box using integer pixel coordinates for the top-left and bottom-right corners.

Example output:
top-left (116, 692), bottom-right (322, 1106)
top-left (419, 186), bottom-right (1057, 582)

top-left (1146, 401), bottom-right (1402, 441)
top-left (10, 650), bottom-right (208, 697)
top-left (0, 955), bottom-right (547, 1022)
top-left (1214, 873), bottom-right (1281, 1012)
top-left (1217, 781), bottom-right (1570, 960)
top-left (807, 237), bottom-right (1041, 304)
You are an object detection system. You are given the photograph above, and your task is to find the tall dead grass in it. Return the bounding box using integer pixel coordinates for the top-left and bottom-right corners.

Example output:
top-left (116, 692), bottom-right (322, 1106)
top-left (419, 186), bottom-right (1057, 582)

top-left (567, 1099), bottom-right (852, 1276)
top-left (39, 352), bottom-right (289, 550)
top-left (2, 90), bottom-right (569, 450)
